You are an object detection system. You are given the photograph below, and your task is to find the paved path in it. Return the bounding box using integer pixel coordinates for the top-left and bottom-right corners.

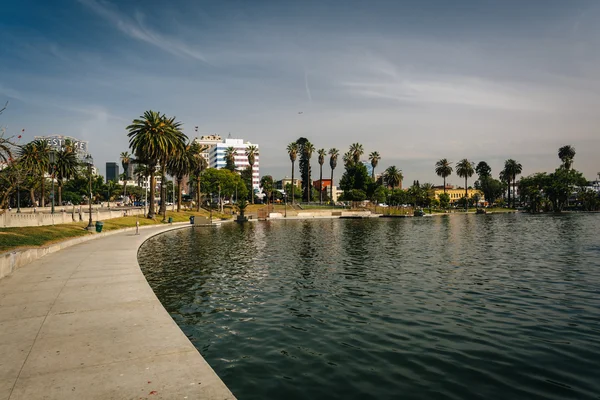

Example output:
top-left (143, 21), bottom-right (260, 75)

top-left (0, 225), bottom-right (235, 400)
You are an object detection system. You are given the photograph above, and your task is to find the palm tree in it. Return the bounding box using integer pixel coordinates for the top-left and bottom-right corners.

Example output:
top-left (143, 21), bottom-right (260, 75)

top-left (317, 149), bottom-right (326, 204)
top-left (302, 141), bottom-right (315, 202)
top-left (127, 110), bottom-right (187, 220)
top-left (435, 159), bottom-right (453, 193)
top-left (504, 159), bottom-right (523, 208)
top-left (120, 151), bottom-right (131, 199)
top-left (343, 151), bottom-right (353, 167)
top-left (558, 145), bottom-right (576, 170)
top-left (245, 145), bottom-right (258, 204)
top-left (260, 175), bottom-right (274, 208)
top-left (349, 143), bottom-right (364, 164)
top-left (456, 159), bottom-right (475, 207)
top-left (499, 168), bottom-right (510, 205)
top-left (224, 146), bottom-right (236, 172)
top-left (55, 145), bottom-right (79, 205)
top-left (383, 166), bottom-right (403, 191)
top-left (20, 140), bottom-right (50, 207)
top-left (369, 151), bottom-right (381, 180)
top-left (287, 142), bottom-right (298, 205)
top-left (167, 143), bottom-right (194, 212)
top-left (328, 148), bottom-right (339, 204)
top-left (189, 142), bottom-right (208, 212)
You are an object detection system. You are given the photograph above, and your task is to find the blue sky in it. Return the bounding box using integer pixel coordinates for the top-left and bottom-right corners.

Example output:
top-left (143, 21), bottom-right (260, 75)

top-left (1, 0), bottom-right (599, 184)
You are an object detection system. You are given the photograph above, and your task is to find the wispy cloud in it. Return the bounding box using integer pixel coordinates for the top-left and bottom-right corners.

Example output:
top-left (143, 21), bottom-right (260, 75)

top-left (77, 0), bottom-right (207, 62)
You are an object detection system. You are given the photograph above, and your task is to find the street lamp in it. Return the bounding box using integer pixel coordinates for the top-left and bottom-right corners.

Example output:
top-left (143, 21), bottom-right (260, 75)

top-left (49, 150), bottom-right (56, 215)
top-left (85, 154), bottom-right (94, 230)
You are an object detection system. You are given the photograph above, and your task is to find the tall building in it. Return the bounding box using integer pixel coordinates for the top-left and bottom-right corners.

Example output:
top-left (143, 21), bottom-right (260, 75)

top-left (193, 135), bottom-right (222, 164)
top-left (209, 137), bottom-right (260, 189)
top-left (106, 162), bottom-right (119, 182)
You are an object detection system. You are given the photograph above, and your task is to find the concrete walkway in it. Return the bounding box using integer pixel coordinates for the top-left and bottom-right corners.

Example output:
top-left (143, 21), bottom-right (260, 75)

top-left (0, 225), bottom-right (235, 400)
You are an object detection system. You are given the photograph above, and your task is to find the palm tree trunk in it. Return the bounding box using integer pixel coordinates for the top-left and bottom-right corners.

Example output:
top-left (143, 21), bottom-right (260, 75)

top-left (291, 161), bottom-right (295, 205)
top-left (465, 177), bottom-right (468, 210)
top-left (196, 178), bottom-right (201, 212)
top-left (319, 165), bottom-right (323, 205)
top-left (148, 170), bottom-right (155, 218)
top-left (41, 177), bottom-right (45, 207)
top-left (30, 188), bottom-right (36, 207)
top-left (58, 184), bottom-right (62, 206)
top-left (443, 176), bottom-right (446, 194)
top-left (513, 178), bottom-right (516, 208)
top-left (177, 177), bottom-right (182, 212)
top-left (160, 165), bottom-right (167, 222)
top-left (250, 162), bottom-right (255, 204)
top-left (330, 167), bottom-right (334, 204)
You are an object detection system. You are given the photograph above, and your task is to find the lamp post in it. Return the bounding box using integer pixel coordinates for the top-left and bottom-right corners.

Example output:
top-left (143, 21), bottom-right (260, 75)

top-left (85, 154), bottom-right (94, 230)
top-left (49, 150), bottom-right (56, 215)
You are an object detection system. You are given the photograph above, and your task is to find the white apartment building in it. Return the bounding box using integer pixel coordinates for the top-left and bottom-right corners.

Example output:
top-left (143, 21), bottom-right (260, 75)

top-left (209, 137), bottom-right (260, 189)
top-left (193, 135), bottom-right (222, 164)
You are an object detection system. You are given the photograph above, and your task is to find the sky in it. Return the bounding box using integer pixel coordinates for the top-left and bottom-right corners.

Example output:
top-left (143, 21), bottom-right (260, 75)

top-left (1, 0), bottom-right (599, 185)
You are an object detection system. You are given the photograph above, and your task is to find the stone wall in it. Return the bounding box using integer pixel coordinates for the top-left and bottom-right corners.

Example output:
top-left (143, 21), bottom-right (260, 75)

top-left (1, 208), bottom-right (145, 228)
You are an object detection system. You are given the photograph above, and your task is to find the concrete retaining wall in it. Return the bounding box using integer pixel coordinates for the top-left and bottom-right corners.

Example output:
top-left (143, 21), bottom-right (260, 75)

top-left (1, 208), bottom-right (145, 228)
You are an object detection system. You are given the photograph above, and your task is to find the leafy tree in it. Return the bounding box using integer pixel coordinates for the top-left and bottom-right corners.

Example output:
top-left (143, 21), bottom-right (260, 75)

top-left (369, 151), bottom-right (381, 180)
top-left (287, 142), bottom-right (298, 205)
top-left (260, 175), bottom-right (274, 207)
top-left (558, 145), bottom-right (576, 170)
top-left (475, 161), bottom-right (491, 179)
top-left (475, 176), bottom-right (504, 207)
top-left (20, 140), bottom-right (50, 207)
top-left (383, 166), bottom-right (403, 191)
top-left (435, 159), bottom-right (453, 193)
top-left (390, 188), bottom-right (409, 206)
top-left (345, 189), bottom-right (366, 204)
top-left (317, 148), bottom-right (326, 204)
top-left (371, 185), bottom-right (387, 204)
top-left (189, 142), bottom-right (208, 211)
top-left (127, 110), bottom-right (187, 219)
top-left (340, 161), bottom-right (371, 197)
top-left (298, 139), bottom-right (315, 202)
top-left (54, 142), bottom-right (79, 205)
top-left (438, 192), bottom-right (450, 209)
top-left (240, 166), bottom-right (254, 202)
top-left (578, 188), bottom-right (600, 211)
top-left (518, 173), bottom-right (547, 213)
top-left (328, 148), bottom-right (339, 204)
top-left (544, 167), bottom-right (586, 212)
top-left (456, 159), bottom-right (475, 206)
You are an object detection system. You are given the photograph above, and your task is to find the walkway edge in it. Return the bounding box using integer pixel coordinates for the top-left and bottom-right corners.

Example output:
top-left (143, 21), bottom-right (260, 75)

top-left (0, 222), bottom-right (189, 281)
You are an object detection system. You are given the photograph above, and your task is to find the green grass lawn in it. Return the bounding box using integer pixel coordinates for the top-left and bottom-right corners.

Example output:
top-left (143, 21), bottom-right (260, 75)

top-left (0, 209), bottom-right (225, 253)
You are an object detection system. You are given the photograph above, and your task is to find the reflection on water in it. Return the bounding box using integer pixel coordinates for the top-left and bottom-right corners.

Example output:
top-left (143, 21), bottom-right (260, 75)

top-left (139, 213), bottom-right (600, 400)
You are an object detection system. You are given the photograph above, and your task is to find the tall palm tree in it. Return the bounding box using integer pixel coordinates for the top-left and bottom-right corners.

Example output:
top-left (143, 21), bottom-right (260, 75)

top-left (189, 142), bottom-right (208, 212)
top-left (245, 145), bottom-right (258, 204)
top-left (383, 166), bottom-right (403, 191)
top-left (302, 141), bottom-right (315, 202)
top-left (504, 159), bottom-right (523, 208)
top-left (499, 168), bottom-right (510, 205)
top-left (456, 159), bottom-right (475, 207)
top-left (120, 151), bottom-right (131, 199)
top-left (343, 151), bottom-right (353, 167)
top-left (558, 145), bottom-right (576, 170)
top-left (55, 145), bottom-right (79, 205)
top-left (369, 151), bottom-right (381, 180)
top-left (127, 110), bottom-right (187, 219)
top-left (435, 159), bottom-right (453, 193)
top-left (167, 143), bottom-right (193, 212)
top-left (317, 148), bottom-right (326, 204)
top-left (287, 142), bottom-right (298, 205)
top-left (224, 146), bottom-right (236, 172)
top-left (349, 143), bottom-right (364, 165)
top-left (20, 140), bottom-right (50, 207)
top-left (328, 148), bottom-right (339, 204)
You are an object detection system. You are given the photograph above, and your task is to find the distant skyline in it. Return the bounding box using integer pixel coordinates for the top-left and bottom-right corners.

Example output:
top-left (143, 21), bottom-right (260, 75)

top-left (1, 0), bottom-right (599, 185)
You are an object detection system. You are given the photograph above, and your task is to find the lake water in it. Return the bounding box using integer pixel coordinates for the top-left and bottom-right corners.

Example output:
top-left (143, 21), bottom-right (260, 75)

top-left (139, 213), bottom-right (600, 400)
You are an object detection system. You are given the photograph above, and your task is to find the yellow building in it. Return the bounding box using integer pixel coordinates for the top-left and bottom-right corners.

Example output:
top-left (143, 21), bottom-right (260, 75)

top-left (434, 188), bottom-right (485, 204)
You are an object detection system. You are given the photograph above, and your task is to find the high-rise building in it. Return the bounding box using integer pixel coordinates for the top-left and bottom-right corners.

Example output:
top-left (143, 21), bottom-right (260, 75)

top-left (209, 137), bottom-right (260, 189)
top-left (193, 135), bottom-right (222, 164)
top-left (106, 162), bottom-right (119, 182)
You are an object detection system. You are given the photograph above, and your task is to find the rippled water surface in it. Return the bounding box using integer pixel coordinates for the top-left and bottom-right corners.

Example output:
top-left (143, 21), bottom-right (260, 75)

top-left (139, 214), bottom-right (600, 400)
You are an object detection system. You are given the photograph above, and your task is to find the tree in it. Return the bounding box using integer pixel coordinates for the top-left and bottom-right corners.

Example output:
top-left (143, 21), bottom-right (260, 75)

top-left (287, 142), bottom-right (298, 205)
top-left (127, 110), bottom-right (187, 220)
top-left (55, 143), bottom-right (79, 205)
top-left (120, 151), bottom-right (131, 199)
top-left (456, 159), bottom-right (475, 207)
top-left (475, 176), bottom-right (504, 207)
top-left (328, 148), bottom-right (339, 204)
top-left (296, 138), bottom-right (314, 202)
top-left (499, 168), bottom-right (511, 206)
top-left (224, 146), bottom-right (237, 172)
top-left (438, 192), bottom-right (450, 209)
top-left (544, 167), bottom-right (586, 212)
top-left (339, 162), bottom-right (370, 197)
top-left (20, 140), bottom-right (50, 207)
top-left (504, 159), bottom-right (522, 208)
top-left (167, 142), bottom-right (196, 212)
top-left (189, 142), bottom-right (208, 211)
top-left (369, 151), bottom-right (381, 180)
top-left (435, 159), bottom-right (453, 193)
top-left (383, 166), bottom-right (403, 191)
top-left (245, 145), bottom-right (258, 203)
top-left (475, 161), bottom-right (491, 179)
top-left (260, 175), bottom-right (274, 207)
top-left (317, 148), bottom-right (326, 204)
top-left (558, 145), bottom-right (576, 170)
top-left (349, 143), bottom-right (364, 164)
